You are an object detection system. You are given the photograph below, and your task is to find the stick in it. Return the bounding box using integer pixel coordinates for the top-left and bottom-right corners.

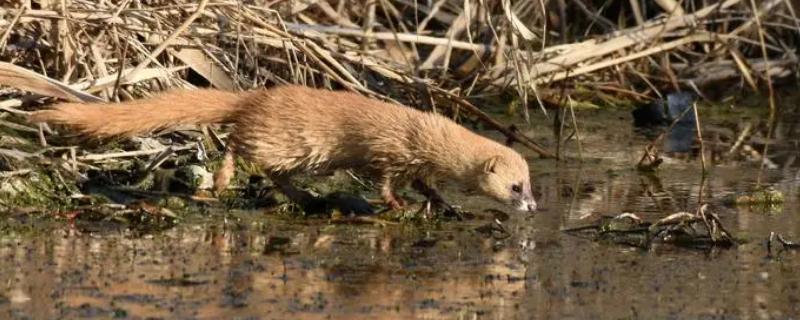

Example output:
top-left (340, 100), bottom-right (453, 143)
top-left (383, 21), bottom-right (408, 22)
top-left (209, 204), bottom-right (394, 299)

top-left (423, 84), bottom-right (557, 159)
top-left (0, 7), bottom-right (25, 53)
top-left (0, 169), bottom-right (32, 178)
top-left (111, 40), bottom-right (130, 101)
top-left (636, 103), bottom-right (695, 168)
top-left (568, 96), bottom-right (583, 161)
top-left (284, 22), bottom-right (488, 53)
top-left (78, 145), bottom-right (194, 161)
top-left (692, 102), bottom-right (706, 173)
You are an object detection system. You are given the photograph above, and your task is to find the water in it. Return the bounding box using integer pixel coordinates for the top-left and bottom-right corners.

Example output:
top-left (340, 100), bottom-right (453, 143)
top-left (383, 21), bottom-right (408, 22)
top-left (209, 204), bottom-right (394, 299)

top-left (1, 104), bottom-right (799, 319)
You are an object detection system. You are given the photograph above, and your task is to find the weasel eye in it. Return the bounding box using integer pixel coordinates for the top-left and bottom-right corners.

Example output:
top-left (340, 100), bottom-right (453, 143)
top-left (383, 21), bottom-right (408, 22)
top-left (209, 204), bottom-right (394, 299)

top-left (511, 184), bottom-right (522, 193)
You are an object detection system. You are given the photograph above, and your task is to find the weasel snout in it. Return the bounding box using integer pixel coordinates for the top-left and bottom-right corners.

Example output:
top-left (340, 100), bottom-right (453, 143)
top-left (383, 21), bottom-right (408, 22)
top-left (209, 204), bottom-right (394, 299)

top-left (514, 198), bottom-right (537, 212)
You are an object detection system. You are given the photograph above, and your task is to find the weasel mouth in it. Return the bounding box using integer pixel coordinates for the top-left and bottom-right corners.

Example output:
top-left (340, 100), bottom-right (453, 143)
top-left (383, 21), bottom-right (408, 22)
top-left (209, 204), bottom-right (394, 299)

top-left (513, 199), bottom-right (537, 212)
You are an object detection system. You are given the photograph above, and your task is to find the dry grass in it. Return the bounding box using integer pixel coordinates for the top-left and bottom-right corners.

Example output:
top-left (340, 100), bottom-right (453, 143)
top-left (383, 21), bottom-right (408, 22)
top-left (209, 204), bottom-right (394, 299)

top-left (0, 0), bottom-right (797, 157)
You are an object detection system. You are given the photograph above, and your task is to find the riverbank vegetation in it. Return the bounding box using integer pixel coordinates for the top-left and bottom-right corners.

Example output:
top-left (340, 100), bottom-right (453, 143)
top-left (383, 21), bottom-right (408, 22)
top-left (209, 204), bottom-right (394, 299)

top-left (0, 0), bottom-right (798, 226)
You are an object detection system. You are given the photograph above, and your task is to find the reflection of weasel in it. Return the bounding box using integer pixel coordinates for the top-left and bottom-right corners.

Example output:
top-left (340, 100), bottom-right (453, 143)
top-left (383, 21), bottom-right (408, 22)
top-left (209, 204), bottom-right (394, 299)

top-left (30, 85), bottom-right (537, 212)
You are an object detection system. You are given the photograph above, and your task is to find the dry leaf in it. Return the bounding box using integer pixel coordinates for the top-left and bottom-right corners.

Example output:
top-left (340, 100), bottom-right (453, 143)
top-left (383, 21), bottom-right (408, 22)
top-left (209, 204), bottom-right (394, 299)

top-left (171, 46), bottom-right (236, 90)
top-left (502, 0), bottom-right (536, 41)
top-left (0, 62), bottom-right (103, 103)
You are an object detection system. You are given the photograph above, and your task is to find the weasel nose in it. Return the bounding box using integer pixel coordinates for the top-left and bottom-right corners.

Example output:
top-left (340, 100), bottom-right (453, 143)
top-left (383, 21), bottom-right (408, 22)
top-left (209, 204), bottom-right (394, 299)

top-left (517, 200), bottom-right (537, 212)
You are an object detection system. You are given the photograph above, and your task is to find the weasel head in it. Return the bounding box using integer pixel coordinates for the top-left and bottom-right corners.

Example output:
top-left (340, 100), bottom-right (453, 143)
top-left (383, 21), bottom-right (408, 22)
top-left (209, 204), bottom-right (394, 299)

top-left (476, 152), bottom-right (537, 212)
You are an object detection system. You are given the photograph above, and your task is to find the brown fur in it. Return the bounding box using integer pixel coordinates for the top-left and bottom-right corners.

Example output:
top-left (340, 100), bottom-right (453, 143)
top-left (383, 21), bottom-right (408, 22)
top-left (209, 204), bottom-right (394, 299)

top-left (29, 89), bottom-right (243, 137)
top-left (30, 85), bottom-right (537, 212)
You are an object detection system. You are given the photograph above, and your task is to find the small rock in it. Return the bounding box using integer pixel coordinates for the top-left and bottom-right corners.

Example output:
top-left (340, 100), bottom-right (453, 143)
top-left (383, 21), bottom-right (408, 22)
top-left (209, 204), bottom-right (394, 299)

top-left (173, 165), bottom-right (214, 191)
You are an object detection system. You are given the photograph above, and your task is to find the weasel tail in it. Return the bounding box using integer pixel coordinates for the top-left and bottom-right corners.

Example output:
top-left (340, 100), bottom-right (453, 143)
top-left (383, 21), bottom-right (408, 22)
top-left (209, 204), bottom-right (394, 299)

top-left (31, 85), bottom-right (538, 213)
top-left (29, 89), bottom-right (245, 137)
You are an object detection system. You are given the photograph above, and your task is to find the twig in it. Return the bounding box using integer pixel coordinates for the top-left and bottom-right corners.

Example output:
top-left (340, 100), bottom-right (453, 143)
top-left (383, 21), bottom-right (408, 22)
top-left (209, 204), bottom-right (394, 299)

top-left (750, 0), bottom-right (779, 186)
top-left (769, 232), bottom-right (800, 249)
top-left (698, 204), bottom-right (733, 242)
top-left (77, 145), bottom-right (194, 161)
top-left (111, 40), bottom-right (130, 102)
top-left (0, 118), bottom-right (38, 132)
top-left (0, 99), bottom-right (30, 116)
top-left (636, 102), bottom-right (695, 169)
top-left (0, 169), bottom-right (32, 178)
top-left (284, 22), bottom-right (489, 52)
top-left (567, 96), bottom-right (583, 161)
top-left (727, 122), bottom-right (752, 156)
top-left (423, 84), bottom-right (557, 159)
top-left (0, 7), bottom-right (25, 53)
top-left (692, 102), bottom-right (706, 173)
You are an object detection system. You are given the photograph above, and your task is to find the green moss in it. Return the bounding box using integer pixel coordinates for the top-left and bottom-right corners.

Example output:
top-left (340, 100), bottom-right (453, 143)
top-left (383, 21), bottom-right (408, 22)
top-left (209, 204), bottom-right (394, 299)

top-left (159, 196), bottom-right (188, 210)
top-left (725, 187), bottom-right (783, 205)
top-left (0, 169), bottom-right (70, 210)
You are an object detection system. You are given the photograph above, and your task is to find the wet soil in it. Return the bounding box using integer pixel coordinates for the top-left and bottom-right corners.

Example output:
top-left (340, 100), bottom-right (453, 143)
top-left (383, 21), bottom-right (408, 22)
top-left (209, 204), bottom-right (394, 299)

top-left (2, 103), bottom-right (800, 319)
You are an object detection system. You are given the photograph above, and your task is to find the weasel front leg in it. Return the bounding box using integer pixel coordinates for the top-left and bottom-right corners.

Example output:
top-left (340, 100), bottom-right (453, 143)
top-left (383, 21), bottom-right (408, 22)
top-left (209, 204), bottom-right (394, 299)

top-left (411, 179), bottom-right (461, 218)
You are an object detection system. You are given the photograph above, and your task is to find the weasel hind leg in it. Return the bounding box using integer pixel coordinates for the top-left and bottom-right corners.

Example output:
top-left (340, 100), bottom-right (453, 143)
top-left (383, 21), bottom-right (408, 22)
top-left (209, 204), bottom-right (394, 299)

top-left (271, 173), bottom-right (316, 205)
top-left (213, 150), bottom-right (236, 195)
top-left (212, 147), bottom-right (317, 208)
top-left (380, 175), bottom-right (406, 210)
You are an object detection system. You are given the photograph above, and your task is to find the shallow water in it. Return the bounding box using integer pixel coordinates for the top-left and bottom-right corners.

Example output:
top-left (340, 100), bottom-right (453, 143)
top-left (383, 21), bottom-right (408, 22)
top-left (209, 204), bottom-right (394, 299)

top-left (2, 104), bottom-right (800, 319)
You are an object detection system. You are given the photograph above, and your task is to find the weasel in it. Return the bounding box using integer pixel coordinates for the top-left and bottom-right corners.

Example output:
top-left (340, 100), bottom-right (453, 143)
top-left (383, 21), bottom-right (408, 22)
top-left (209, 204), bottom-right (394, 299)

top-left (30, 85), bottom-right (537, 212)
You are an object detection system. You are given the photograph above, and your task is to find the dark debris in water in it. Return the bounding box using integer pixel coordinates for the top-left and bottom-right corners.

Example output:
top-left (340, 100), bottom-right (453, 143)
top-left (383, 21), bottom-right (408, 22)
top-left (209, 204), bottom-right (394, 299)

top-left (57, 200), bottom-right (179, 233)
top-left (146, 275), bottom-right (210, 287)
top-left (411, 238), bottom-right (439, 248)
top-left (473, 219), bottom-right (512, 240)
top-left (766, 232), bottom-right (800, 257)
top-left (61, 303), bottom-right (127, 319)
top-left (263, 236), bottom-right (297, 255)
top-left (564, 204), bottom-right (736, 250)
top-left (303, 191), bottom-right (375, 216)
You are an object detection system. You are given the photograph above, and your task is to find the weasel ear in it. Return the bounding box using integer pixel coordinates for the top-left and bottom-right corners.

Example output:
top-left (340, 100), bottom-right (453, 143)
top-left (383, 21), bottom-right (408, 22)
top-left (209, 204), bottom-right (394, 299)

top-left (483, 155), bottom-right (501, 174)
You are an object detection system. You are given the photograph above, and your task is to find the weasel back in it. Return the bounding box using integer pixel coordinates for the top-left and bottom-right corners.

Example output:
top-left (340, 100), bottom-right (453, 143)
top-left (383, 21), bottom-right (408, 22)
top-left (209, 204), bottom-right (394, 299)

top-left (29, 89), bottom-right (245, 137)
